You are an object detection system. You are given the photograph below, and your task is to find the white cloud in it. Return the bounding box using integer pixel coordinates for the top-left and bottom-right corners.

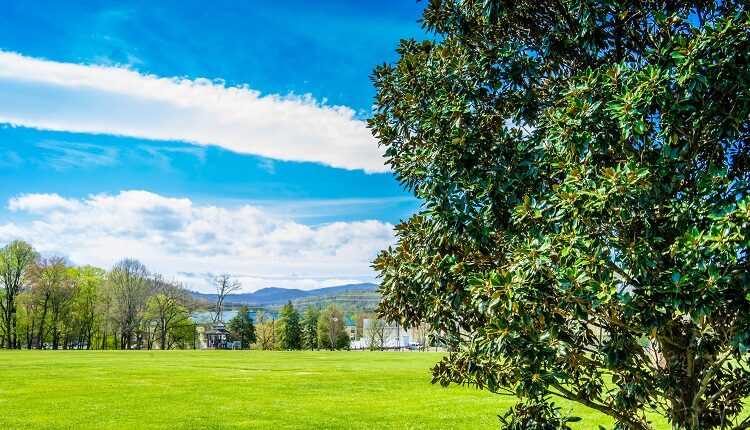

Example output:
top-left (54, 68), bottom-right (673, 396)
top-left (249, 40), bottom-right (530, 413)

top-left (1, 191), bottom-right (394, 292)
top-left (9, 193), bottom-right (82, 214)
top-left (0, 51), bottom-right (386, 172)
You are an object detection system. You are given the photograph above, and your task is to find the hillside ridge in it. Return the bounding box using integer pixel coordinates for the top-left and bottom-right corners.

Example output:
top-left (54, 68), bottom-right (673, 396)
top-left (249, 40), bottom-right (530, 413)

top-left (190, 282), bottom-right (379, 306)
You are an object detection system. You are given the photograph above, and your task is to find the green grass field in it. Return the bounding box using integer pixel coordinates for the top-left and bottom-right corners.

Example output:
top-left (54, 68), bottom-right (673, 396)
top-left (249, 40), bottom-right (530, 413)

top-left (0, 350), bottom-right (663, 429)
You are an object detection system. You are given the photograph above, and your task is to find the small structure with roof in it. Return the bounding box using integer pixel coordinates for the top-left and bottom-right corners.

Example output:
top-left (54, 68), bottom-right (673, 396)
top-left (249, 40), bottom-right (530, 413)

top-left (203, 321), bottom-right (231, 349)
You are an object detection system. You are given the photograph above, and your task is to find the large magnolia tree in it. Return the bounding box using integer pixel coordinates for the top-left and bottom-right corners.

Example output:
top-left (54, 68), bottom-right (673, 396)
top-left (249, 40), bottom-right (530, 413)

top-left (370, 1), bottom-right (750, 429)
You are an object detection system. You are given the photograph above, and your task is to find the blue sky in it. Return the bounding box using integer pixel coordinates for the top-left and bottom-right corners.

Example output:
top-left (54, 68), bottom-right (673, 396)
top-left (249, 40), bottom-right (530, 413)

top-left (0, 1), bottom-right (427, 291)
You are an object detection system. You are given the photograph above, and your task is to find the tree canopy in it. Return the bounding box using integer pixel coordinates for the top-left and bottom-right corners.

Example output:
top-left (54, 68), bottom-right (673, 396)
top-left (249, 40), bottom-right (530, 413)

top-left (370, 1), bottom-right (750, 429)
top-left (228, 304), bottom-right (256, 349)
top-left (317, 304), bottom-right (349, 350)
top-left (0, 240), bottom-right (38, 348)
top-left (276, 301), bottom-right (302, 350)
top-left (144, 277), bottom-right (195, 350)
top-left (0, 244), bottom-right (210, 351)
top-left (302, 306), bottom-right (320, 350)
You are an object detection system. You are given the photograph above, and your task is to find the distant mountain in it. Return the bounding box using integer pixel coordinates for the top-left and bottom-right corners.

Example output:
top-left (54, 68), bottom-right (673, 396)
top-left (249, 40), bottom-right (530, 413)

top-left (302, 283), bottom-right (379, 296)
top-left (190, 282), bottom-right (378, 307)
top-left (291, 288), bottom-right (381, 313)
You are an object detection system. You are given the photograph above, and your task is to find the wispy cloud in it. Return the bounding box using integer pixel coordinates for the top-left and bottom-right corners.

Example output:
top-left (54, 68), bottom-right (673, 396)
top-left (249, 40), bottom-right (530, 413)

top-left (33, 140), bottom-right (120, 170)
top-left (256, 157), bottom-right (276, 174)
top-left (0, 51), bottom-right (385, 172)
top-left (0, 147), bottom-right (22, 168)
top-left (0, 191), bottom-right (394, 292)
top-left (133, 143), bottom-right (208, 169)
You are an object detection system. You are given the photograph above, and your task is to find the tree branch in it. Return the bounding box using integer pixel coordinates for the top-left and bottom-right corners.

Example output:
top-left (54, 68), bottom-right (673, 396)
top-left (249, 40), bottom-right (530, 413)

top-left (551, 382), bottom-right (653, 430)
top-left (692, 349), bottom-right (733, 415)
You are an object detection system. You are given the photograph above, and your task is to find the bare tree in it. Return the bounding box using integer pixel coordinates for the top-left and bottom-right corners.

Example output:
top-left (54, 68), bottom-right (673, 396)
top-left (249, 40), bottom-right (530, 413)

top-left (103, 259), bottom-right (150, 349)
top-left (412, 322), bottom-right (430, 351)
top-left (212, 273), bottom-right (241, 323)
top-left (0, 240), bottom-right (38, 348)
top-left (365, 317), bottom-right (388, 351)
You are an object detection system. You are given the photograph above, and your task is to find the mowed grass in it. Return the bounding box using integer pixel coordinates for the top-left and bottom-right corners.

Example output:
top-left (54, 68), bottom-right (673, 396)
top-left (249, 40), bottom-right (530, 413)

top-left (0, 350), bottom-right (661, 429)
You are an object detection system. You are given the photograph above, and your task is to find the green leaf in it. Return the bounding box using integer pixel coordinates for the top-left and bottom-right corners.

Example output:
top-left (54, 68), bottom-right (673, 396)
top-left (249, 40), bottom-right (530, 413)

top-left (671, 272), bottom-right (681, 284)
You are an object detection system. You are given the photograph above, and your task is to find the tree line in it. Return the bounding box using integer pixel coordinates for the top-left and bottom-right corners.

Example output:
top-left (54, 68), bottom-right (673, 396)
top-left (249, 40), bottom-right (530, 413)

top-left (230, 301), bottom-right (354, 351)
top-left (0, 240), bottom-right (200, 349)
top-left (0, 239), bottom-right (370, 351)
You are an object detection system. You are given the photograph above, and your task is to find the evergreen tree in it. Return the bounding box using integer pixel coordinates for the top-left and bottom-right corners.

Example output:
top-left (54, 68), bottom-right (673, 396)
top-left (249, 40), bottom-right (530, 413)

top-left (227, 304), bottom-right (255, 349)
top-left (301, 306), bottom-right (319, 350)
top-left (275, 301), bottom-right (301, 350)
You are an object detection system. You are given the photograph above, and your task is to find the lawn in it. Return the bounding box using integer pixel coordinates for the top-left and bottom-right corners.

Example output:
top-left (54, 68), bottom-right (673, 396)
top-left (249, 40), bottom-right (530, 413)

top-left (0, 350), bottom-right (659, 429)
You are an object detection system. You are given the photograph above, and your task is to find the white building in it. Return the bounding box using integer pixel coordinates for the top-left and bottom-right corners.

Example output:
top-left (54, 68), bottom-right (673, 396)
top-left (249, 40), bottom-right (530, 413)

top-left (357, 319), bottom-right (430, 350)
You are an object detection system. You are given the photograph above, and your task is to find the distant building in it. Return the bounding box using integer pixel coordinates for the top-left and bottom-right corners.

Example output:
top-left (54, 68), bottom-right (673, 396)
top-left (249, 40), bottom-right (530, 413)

top-left (191, 310), bottom-right (279, 349)
top-left (358, 318), bottom-right (410, 349)
top-left (358, 319), bottom-right (429, 350)
top-left (344, 315), bottom-right (357, 341)
top-left (202, 321), bottom-right (231, 349)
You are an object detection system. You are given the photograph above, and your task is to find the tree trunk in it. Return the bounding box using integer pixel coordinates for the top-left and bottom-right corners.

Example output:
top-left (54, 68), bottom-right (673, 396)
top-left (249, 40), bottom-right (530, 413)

top-left (86, 310), bottom-right (94, 350)
top-left (11, 311), bottom-right (19, 349)
top-left (660, 323), bottom-right (705, 430)
top-left (27, 313), bottom-right (35, 349)
top-left (160, 329), bottom-right (167, 351)
top-left (37, 298), bottom-right (49, 349)
top-left (2, 299), bottom-right (12, 349)
top-left (51, 306), bottom-right (60, 350)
